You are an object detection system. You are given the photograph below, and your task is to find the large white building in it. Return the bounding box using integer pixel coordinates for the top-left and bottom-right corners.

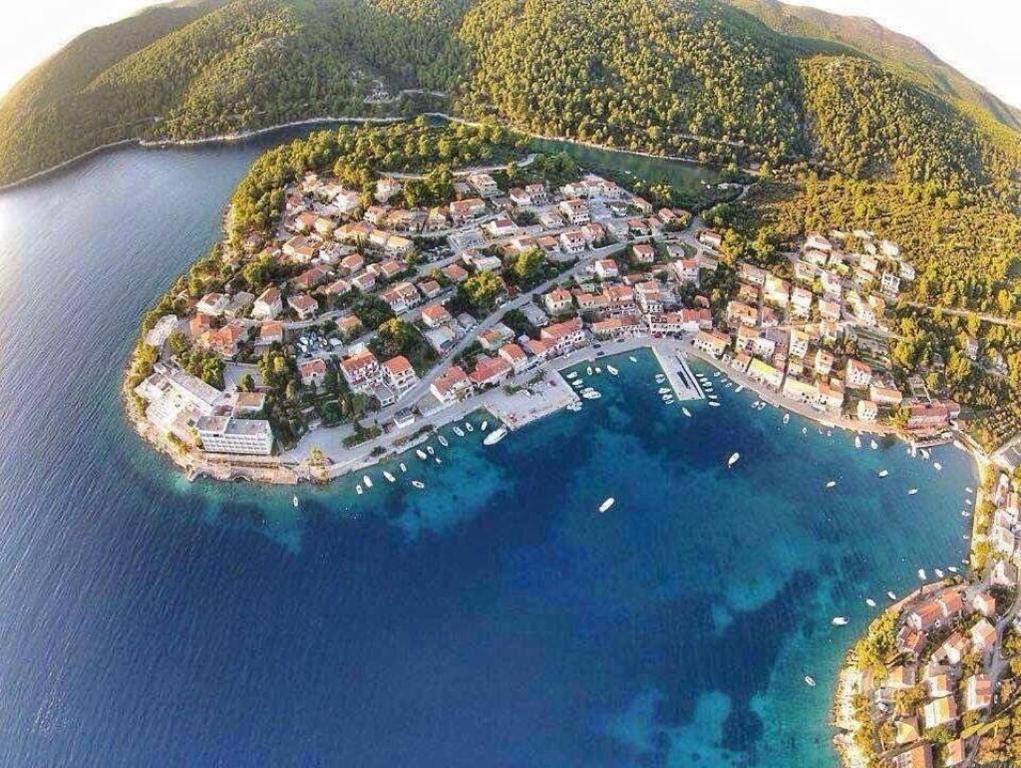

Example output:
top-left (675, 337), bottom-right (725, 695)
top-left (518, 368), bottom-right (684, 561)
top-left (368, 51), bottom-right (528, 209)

top-left (195, 416), bottom-right (273, 455)
top-left (134, 362), bottom-right (227, 442)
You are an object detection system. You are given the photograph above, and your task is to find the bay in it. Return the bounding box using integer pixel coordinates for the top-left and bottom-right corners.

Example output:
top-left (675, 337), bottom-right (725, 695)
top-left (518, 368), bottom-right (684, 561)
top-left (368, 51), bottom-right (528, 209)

top-left (0, 139), bottom-right (972, 766)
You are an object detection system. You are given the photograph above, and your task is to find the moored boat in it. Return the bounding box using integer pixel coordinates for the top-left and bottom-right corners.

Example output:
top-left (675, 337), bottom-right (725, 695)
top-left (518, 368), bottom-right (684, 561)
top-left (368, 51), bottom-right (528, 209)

top-left (682, 407), bottom-right (692, 418)
top-left (606, 365), bottom-right (619, 376)
top-left (453, 427), bottom-right (465, 437)
top-left (383, 471), bottom-right (396, 483)
top-left (362, 475), bottom-right (373, 488)
top-left (438, 435), bottom-right (449, 447)
top-left (411, 480), bottom-right (425, 489)
top-left (416, 449), bottom-right (427, 460)
top-left (865, 598), bottom-right (876, 607)
top-left (483, 427), bottom-right (508, 446)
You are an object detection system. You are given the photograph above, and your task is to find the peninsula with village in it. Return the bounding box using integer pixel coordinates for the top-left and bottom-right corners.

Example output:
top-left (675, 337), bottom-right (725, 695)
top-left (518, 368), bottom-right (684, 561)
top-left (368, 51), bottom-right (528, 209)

top-left (123, 118), bottom-right (1021, 768)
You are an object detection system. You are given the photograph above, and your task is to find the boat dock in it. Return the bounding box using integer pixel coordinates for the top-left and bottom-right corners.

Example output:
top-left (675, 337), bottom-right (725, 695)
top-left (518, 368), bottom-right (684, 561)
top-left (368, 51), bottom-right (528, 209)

top-left (651, 343), bottom-right (704, 401)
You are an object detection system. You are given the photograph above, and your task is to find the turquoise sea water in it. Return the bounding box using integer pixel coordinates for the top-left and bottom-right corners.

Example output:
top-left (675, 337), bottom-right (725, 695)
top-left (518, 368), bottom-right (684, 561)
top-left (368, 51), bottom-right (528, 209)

top-left (0, 139), bottom-right (974, 766)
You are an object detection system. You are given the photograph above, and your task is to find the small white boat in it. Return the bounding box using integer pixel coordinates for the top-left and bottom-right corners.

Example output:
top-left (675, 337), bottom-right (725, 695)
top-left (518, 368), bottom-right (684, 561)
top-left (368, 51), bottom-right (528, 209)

top-left (825, 480), bottom-right (837, 489)
top-left (465, 422), bottom-right (473, 432)
top-left (453, 427), bottom-right (465, 437)
top-left (752, 401), bottom-right (760, 408)
top-left (907, 488), bottom-right (918, 496)
top-left (888, 592), bottom-right (897, 601)
top-left (865, 598), bottom-right (876, 608)
top-left (948, 566), bottom-right (958, 573)
top-left (481, 421), bottom-right (489, 432)
top-left (567, 402), bottom-right (582, 412)
top-left (708, 401), bottom-right (720, 408)
top-left (659, 387), bottom-right (671, 395)
top-left (966, 487), bottom-right (973, 494)
top-left (572, 380), bottom-right (585, 388)
top-left (607, 365), bottom-right (619, 376)
top-left (438, 435), bottom-right (449, 448)
top-left (728, 452), bottom-right (740, 468)
top-left (831, 617), bottom-right (848, 626)
top-left (734, 386), bottom-right (744, 393)
top-left (483, 427), bottom-right (508, 446)
top-left (629, 356), bottom-right (638, 363)
top-left (870, 439), bottom-right (878, 450)
top-left (416, 449), bottom-right (427, 460)
top-left (682, 407), bottom-right (692, 418)
top-left (586, 366), bottom-right (593, 376)
top-left (934, 569), bottom-right (944, 578)
top-left (411, 480), bottom-right (425, 489)
top-left (356, 484), bottom-right (363, 495)
top-left (566, 371), bottom-right (578, 380)
top-left (583, 391), bottom-right (602, 400)
top-left (399, 462), bottom-right (407, 473)
top-left (707, 394), bottom-right (718, 401)
top-left (933, 462), bottom-right (942, 471)
top-left (661, 394), bottom-right (672, 401)
top-left (917, 569), bottom-right (926, 580)
top-left (598, 497), bottom-right (615, 513)
top-left (783, 413), bottom-right (790, 424)
top-left (713, 371), bottom-right (720, 378)
top-left (292, 495), bottom-right (299, 508)
top-left (434, 457), bottom-right (442, 464)
top-left (363, 475), bottom-right (373, 489)
top-left (878, 469), bottom-right (889, 478)
top-left (920, 448), bottom-right (931, 460)
top-left (594, 367), bottom-right (602, 374)
top-left (383, 471), bottom-right (396, 483)
top-left (854, 436), bottom-right (862, 449)
top-left (804, 676), bottom-right (816, 687)
top-left (802, 427), bottom-right (807, 435)
top-left (426, 445), bottom-right (434, 456)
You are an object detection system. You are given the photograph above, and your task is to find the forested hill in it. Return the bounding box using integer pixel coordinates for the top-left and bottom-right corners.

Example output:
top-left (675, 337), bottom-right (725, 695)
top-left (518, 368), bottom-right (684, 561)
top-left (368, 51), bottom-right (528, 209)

top-left (1, 0), bottom-right (1019, 200)
top-left (726, 0), bottom-right (1021, 131)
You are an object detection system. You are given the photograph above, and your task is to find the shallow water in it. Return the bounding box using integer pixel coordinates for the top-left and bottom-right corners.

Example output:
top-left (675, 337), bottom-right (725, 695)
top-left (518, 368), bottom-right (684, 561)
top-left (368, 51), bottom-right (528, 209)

top-left (0, 141), bottom-right (973, 766)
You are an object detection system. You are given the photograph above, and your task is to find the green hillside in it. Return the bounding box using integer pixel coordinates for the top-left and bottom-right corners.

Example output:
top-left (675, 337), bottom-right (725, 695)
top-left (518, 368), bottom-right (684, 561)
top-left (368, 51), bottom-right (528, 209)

top-left (0, 0), bottom-right (1019, 200)
top-left (726, 0), bottom-right (1021, 130)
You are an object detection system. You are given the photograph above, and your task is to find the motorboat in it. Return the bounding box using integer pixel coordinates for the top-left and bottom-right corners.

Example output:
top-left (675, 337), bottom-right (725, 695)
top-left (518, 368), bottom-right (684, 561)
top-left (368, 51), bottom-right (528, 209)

top-left (831, 617), bottom-right (848, 626)
top-left (826, 480), bottom-right (837, 489)
top-left (783, 413), bottom-right (790, 424)
top-left (416, 449), bottom-right (427, 460)
top-left (483, 427), bottom-right (508, 446)
top-left (917, 569), bottom-right (926, 580)
top-left (598, 497), bottom-right (615, 513)
top-left (586, 366), bottom-right (593, 376)
top-left (399, 462), bottom-right (407, 473)
top-left (292, 495), bottom-right (299, 508)
top-left (566, 371), bottom-right (578, 380)
top-left (434, 457), bottom-right (442, 464)
top-left (362, 475), bottom-right (373, 489)
top-left (854, 436), bottom-right (862, 449)
top-left (411, 480), bottom-right (425, 489)
top-left (383, 471), bottom-right (396, 483)
top-left (933, 462), bottom-right (942, 471)
top-left (934, 569), bottom-right (944, 579)
top-left (582, 391), bottom-right (602, 400)
top-left (607, 365), bottom-right (619, 376)
top-left (453, 427), bottom-right (465, 437)
top-left (594, 366), bottom-right (602, 374)
top-left (878, 470), bottom-right (889, 478)
top-left (356, 484), bottom-right (363, 495)
top-left (426, 445), bottom-right (434, 455)
top-left (438, 435), bottom-right (449, 447)
top-left (481, 421), bottom-right (489, 432)
top-left (870, 439), bottom-right (879, 450)
top-left (888, 592), bottom-right (897, 601)
top-left (865, 598), bottom-right (876, 608)
top-left (629, 356), bottom-right (638, 363)
top-left (728, 452), bottom-right (740, 467)
top-left (682, 407), bottom-right (692, 418)
top-left (659, 388), bottom-right (671, 395)
top-left (707, 401), bottom-right (720, 408)
top-left (465, 422), bottom-right (473, 432)
top-left (908, 488), bottom-right (919, 495)
top-left (804, 676), bottom-right (816, 687)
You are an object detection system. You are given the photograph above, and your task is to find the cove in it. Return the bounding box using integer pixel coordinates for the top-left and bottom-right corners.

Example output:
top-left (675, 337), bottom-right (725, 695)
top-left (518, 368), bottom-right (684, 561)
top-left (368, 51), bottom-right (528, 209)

top-left (0, 138), bottom-right (972, 766)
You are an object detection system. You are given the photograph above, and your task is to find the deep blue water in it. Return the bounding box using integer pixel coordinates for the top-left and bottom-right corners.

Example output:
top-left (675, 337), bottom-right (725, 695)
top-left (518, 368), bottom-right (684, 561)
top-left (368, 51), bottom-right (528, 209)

top-left (0, 140), bottom-right (975, 767)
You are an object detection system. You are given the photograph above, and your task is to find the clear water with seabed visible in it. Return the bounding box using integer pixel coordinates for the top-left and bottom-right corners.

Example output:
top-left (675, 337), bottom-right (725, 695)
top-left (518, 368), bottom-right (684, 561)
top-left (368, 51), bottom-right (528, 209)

top-left (0, 138), bottom-right (973, 767)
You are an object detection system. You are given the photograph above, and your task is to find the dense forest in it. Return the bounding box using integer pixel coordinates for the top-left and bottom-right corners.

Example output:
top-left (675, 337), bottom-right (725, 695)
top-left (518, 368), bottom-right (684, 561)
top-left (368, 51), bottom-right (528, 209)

top-left (2, 0), bottom-right (1021, 197)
